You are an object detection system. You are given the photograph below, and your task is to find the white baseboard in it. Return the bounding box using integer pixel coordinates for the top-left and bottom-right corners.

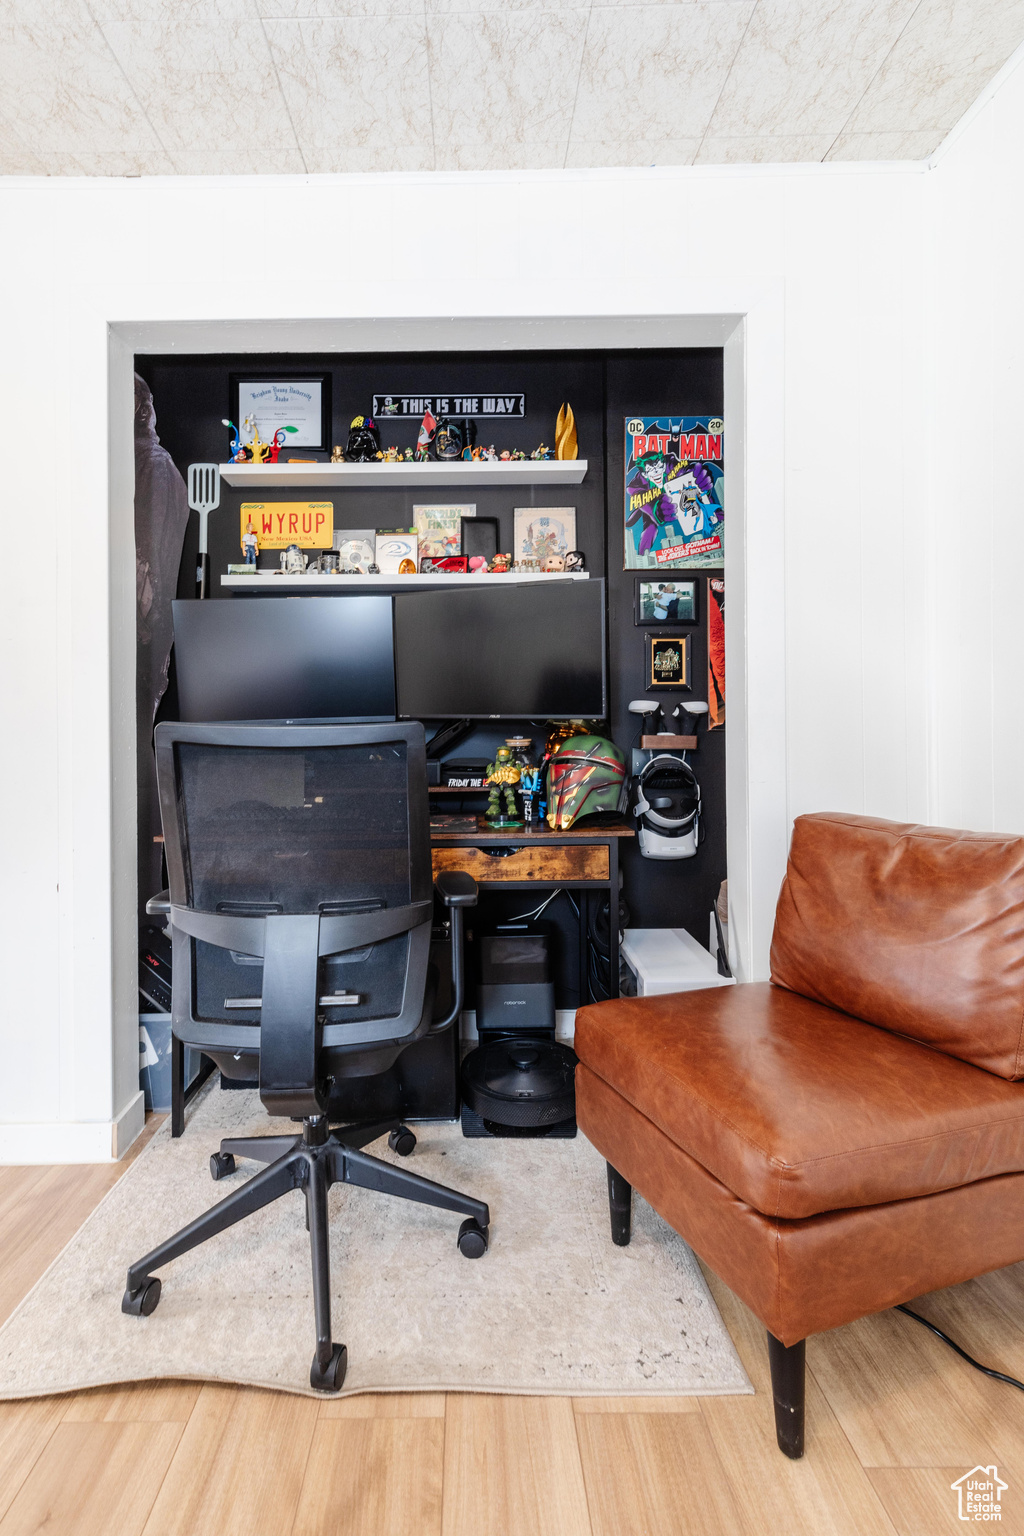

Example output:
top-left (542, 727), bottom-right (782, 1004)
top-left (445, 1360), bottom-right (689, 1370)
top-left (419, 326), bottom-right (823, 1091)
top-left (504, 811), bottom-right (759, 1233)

top-left (0, 1090), bottom-right (146, 1165)
top-left (460, 1009), bottom-right (576, 1044)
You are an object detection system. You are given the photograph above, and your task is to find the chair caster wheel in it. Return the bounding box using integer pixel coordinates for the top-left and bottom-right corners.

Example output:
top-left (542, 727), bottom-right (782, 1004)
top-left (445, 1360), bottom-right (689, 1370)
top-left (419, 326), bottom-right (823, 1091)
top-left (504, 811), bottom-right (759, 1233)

top-left (122, 1277), bottom-right (161, 1316)
top-left (388, 1127), bottom-right (416, 1157)
top-left (458, 1218), bottom-right (488, 1259)
top-left (210, 1152), bottom-right (236, 1181)
top-left (310, 1343), bottom-right (348, 1393)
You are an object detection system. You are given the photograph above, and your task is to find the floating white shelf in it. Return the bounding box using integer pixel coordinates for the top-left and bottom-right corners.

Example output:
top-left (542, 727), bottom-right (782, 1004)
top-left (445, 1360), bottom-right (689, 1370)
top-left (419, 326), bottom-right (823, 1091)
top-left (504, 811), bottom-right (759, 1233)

top-left (220, 572), bottom-right (591, 591)
top-left (219, 459), bottom-right (588, 489)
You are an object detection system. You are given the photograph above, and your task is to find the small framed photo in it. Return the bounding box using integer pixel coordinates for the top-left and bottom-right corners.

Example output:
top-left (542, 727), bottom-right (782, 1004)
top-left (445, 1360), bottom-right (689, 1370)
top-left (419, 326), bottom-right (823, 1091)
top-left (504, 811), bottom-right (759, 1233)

top-left (646, 633), bottom-right (691, 690)
top-left (635, 577), bottom-right (699, 626)
top-left (230, 373), bottom-right (332, 454)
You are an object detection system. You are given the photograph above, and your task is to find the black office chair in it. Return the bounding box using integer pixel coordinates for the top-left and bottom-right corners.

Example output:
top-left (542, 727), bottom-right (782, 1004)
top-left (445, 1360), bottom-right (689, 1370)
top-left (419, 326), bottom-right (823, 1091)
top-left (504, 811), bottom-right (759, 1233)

top-left (122, 720), bottom-right (489, 1391)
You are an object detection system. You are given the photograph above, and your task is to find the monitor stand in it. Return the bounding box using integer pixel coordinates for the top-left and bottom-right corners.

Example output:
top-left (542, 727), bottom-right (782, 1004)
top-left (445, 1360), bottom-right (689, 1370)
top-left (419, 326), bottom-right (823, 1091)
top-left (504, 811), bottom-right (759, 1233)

top-left (426, 719), bottom-right (473, 759)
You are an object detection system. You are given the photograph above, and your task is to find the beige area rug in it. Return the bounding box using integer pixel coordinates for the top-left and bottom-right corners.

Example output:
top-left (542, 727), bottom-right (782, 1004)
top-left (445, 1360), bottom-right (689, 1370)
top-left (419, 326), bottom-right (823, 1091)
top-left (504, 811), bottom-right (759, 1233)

top-left (0, 1083), bottom-right (752, 1400)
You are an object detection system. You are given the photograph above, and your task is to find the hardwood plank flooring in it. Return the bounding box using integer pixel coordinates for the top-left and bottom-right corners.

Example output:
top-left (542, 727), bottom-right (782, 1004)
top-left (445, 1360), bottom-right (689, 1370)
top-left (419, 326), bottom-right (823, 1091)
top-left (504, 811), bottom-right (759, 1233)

top-left (0, 1149), bottom-right (1022, 1535)
top-left (293, 1419), bottom-right (444, 1536)
top-left (442, 1394), bottom-right (592, 1536)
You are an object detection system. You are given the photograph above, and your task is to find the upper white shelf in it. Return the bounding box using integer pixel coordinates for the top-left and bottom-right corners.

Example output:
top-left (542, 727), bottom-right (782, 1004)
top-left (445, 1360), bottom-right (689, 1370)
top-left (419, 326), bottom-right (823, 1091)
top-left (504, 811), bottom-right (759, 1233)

top-left (219, 459), bottom-right (588, 489)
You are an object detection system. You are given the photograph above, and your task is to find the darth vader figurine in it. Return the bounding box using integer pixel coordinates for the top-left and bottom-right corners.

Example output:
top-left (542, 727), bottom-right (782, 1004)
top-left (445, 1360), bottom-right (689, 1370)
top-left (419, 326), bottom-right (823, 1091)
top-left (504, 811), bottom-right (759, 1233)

top-left (344, 415), bottom-right (382, 462)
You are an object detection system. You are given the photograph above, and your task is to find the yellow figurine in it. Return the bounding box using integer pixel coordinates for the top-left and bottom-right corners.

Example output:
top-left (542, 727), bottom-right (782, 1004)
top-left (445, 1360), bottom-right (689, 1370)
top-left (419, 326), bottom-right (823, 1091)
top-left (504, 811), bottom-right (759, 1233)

top-left (242, 415), bottom-right (273, 465)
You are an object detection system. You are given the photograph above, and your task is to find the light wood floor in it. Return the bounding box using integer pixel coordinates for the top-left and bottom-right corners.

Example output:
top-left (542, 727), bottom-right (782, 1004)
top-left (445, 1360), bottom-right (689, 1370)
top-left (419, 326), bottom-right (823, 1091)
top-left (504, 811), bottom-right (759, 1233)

top-left (1, 1121), bottom-right (1022, 1536)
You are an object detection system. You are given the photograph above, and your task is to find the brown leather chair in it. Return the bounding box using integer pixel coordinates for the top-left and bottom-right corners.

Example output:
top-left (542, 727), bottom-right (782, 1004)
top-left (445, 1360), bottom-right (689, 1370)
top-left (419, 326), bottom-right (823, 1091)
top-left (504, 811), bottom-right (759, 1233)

top-left (575, 812), bottom-right (1024, 1457)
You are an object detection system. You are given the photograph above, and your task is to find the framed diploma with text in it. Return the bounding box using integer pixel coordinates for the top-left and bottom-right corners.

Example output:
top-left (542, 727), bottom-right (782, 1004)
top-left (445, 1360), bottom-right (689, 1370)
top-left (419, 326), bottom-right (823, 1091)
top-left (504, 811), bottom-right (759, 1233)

top-left (230, 373), bottom-right (332, 453)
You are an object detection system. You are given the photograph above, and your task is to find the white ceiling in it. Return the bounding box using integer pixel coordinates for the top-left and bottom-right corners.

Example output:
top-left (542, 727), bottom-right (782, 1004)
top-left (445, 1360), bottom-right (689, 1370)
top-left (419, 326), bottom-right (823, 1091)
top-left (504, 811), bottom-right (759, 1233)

top-left (1, 0), bottom-right (1022, 176)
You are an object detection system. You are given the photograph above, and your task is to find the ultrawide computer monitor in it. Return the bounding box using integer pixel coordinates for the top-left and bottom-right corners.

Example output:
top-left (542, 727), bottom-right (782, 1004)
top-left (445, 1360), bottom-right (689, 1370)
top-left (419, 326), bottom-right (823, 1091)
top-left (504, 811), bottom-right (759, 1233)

top-left (394, 580), bottom-right (606, 719)
top-left (172, 597), bottom-right (396, 722)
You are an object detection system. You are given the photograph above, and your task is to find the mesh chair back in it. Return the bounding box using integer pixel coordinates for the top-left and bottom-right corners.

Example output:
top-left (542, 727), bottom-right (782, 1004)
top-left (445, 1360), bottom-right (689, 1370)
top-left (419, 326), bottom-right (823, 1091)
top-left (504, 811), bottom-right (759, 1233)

top-left (155, 722), bottom-right (431, 1050)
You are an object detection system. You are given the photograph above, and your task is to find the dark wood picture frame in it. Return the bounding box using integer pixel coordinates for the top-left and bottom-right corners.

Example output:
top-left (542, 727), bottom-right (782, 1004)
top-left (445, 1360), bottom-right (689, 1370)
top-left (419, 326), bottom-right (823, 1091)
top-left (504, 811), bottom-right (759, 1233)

top-left (230, 372), bottom-right (332, 455)
top-left (646, 632), bottom-right (691, 690)
top-left (634, 576), bottom-right (700, 627)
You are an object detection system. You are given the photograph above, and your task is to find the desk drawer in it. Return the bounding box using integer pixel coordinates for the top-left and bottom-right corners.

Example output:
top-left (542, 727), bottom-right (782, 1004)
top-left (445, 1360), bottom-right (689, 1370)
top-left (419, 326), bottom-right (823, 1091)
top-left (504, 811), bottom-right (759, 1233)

top-left (432, 843), bottom-right (609, 883)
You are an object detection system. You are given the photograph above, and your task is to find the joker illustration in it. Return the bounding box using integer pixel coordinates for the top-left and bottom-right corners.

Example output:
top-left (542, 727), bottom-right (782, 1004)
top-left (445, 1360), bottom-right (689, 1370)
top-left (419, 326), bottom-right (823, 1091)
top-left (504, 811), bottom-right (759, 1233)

top-left (625, 452), bottom-right (722, 559)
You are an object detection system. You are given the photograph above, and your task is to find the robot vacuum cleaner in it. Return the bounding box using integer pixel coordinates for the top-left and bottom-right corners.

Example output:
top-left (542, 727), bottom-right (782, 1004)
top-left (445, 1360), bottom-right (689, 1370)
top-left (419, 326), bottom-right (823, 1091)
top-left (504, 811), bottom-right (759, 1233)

top-left (460, 1036), bottom-right (577, 1138)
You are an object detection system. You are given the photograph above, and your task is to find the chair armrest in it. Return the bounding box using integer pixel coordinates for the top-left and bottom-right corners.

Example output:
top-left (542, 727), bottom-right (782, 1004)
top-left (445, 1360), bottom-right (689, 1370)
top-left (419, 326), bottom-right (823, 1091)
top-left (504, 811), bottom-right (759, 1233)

top-left (146, 890), bottom-right (171, 916)
top-left (427, 874), bottom-right (477, 1034)
top-left (434, 871), bottom-right (479, 909)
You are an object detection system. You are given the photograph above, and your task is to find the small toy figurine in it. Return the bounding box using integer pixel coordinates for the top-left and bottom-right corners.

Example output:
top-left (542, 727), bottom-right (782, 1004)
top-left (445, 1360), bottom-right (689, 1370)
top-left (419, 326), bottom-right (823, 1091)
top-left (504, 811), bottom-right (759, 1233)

top-left (555, 402), bottom-right (578, 460)
top-left (221, 418), bottom-right (248, 462)
top-left (499, 450), bottom-right (512, 461)
top-left (519, 764), bottom-right (543, 826)
top-left (266, 426), bottom-right (297, 464)
top-left (247, 418), bottom-right (274, 465)
top-left (468, 555), bottom-right (488, 573)
top-left (404, 446), bottom-right (414, 461)
top-left (541, 554), bottom-right (565, 572)
top-left (367, 562), bottom-right (380, 574)
top-left (485, 745), bottom-right (523, 825)
top-left (382, 445), bottom-right (401, 462)
top-left (510, 449), bottom-right (527, 461)
top-left (489, 552), bottom-right (512, 573)
top-left (482, 444), bottom-right (498, 461)
top-left (564, 549), bottom-right (586, 572)
top-left (530, 442), bottom-right (553, 460)
top-left (434, 417), bottom-right (463, 460)
top-left (416, 409), bottom-right (437, 461)
top-left (345, 415), bottom-right (382, 462)
top-left (241, 516), bottom-right (259, 567)
top-left (331, 445), bottom-right (346, 463)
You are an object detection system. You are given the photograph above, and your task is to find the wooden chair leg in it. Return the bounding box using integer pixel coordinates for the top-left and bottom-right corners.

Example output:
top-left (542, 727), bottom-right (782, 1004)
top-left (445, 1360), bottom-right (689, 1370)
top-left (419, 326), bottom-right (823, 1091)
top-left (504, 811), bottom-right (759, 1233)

top-left (606, 1162), bottom-right (632, 1246)
top-left (767, 1332), bottom-right (805, 1458)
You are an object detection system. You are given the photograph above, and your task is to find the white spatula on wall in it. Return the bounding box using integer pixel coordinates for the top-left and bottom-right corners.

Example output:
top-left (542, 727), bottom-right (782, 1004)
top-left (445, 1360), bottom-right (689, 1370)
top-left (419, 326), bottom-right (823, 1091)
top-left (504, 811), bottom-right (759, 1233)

top-left (187, 463), bottom-right (221, 599)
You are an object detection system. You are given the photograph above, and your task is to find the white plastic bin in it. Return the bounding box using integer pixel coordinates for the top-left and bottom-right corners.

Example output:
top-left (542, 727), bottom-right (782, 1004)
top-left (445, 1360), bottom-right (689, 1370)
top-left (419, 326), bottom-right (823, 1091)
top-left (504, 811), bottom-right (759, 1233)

top-left (139, 1014), bottom-right (202, 1112)
top-left (620, 927), bottom-right (735, 997)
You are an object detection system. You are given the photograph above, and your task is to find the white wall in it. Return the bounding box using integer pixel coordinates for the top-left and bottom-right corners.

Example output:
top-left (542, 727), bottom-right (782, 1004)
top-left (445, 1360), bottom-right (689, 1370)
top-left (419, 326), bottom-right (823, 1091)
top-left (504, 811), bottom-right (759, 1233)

top-left (927, 54), bottom-right (1024, 836)
top-left (0, 155), bottom-right (941, 1157)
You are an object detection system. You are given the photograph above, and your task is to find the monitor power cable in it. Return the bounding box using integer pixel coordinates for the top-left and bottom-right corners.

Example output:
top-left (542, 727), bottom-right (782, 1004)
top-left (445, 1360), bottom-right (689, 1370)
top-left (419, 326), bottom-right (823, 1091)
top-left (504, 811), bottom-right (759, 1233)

top-left (895, 1304), bottom-right (1024, 1392)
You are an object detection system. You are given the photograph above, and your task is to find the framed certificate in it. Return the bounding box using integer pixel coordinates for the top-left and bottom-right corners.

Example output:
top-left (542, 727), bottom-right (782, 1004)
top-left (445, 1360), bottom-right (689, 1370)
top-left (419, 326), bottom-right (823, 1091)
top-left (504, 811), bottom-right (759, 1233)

top-left (230, 373), bottom-right (331, 453)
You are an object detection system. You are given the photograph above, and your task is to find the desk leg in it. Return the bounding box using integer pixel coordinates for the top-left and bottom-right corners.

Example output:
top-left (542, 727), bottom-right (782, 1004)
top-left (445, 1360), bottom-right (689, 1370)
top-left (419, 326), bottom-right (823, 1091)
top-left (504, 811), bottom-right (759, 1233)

top-left (609, 840), bottom-right (620, 998)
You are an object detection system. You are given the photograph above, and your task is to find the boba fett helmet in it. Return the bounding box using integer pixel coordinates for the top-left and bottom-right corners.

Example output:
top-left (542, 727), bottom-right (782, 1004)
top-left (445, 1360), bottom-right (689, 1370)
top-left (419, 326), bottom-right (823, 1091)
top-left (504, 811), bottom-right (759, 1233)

top-left (546, 735), bottom-right (626, 829)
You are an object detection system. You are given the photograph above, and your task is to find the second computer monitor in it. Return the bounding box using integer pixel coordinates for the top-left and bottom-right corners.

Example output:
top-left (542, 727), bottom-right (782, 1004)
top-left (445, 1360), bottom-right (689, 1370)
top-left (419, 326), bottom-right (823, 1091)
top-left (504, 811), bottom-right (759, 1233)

top-left (394, 580), bottom-right (606, 719)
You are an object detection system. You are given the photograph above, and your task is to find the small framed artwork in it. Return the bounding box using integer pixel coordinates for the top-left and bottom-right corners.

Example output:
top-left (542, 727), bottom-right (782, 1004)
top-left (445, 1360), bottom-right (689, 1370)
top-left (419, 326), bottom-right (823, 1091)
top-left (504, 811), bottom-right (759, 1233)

top-left (635, 577), bottom-right (699, 626)
top-left (646, 633), bottom-right (691, 690)
top-left (513, 507), bottom-right (576, 565)
top-left (230, 373), bottom-right (332, 454)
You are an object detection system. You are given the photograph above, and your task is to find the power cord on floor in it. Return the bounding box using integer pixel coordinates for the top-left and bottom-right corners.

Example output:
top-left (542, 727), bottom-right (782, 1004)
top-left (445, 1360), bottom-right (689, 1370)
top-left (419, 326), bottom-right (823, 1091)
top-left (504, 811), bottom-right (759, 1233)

top-left (896, 1304), bottom-right (1024, 1392)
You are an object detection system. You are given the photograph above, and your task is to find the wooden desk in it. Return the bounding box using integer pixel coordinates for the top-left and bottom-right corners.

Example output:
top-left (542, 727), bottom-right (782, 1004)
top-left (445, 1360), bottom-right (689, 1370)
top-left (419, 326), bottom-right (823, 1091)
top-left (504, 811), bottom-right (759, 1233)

top-left (430, 815), bottom-right (635, 1003)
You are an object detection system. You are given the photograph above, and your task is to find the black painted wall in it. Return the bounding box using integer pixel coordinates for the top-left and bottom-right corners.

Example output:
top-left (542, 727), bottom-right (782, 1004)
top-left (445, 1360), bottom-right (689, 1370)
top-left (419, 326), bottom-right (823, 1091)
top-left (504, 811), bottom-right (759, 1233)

top-left (136, 347), bottom-right (725, 961)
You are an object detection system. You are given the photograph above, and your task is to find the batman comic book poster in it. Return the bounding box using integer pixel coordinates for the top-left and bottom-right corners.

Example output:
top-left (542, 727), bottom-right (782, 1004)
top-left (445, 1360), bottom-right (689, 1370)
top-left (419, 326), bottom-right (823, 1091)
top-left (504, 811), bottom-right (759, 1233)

top-left (623, 415), bottom-right (724, 569)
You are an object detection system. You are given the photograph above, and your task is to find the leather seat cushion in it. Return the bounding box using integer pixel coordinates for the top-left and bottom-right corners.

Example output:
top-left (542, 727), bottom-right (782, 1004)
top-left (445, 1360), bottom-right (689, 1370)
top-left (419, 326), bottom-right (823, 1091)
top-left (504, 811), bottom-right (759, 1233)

top-left (577, 1063), bottom-right (1024, 1345)
top-left (771, 813), bottom-right (1024, 1079)
top-left (574, 983), bottom-right (1024, 1218)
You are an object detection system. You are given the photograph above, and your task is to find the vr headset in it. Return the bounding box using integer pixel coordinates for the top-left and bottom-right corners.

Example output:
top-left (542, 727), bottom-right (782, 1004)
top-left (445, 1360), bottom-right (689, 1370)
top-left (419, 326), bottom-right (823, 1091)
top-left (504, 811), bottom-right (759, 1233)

top-left (633, 753), bottom-right (701, 860)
